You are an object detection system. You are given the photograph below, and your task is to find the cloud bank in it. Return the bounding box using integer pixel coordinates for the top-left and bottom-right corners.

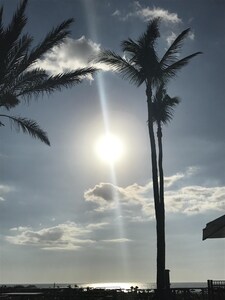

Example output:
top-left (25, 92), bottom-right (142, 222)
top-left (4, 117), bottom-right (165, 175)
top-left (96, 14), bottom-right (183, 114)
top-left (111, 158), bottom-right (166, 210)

top-left (6, 222), bottom-right (98, 250)
top-left (84, 168), bottom-right (225, 220)
top-left (6, 221), bottom-right (131, 250)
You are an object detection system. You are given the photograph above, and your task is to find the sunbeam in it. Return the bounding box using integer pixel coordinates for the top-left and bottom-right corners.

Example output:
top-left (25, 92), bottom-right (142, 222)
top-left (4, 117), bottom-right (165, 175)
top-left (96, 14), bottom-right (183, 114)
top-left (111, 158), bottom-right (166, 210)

top-left (83, 0), bottom-right (129, 277)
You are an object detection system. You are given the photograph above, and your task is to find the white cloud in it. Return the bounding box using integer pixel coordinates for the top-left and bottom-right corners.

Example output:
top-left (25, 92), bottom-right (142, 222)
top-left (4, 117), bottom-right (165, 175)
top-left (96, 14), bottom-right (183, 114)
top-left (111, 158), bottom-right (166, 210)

top-left (135, 3), bottom-right (181, 23)
top-left (84, 168), bottom-right (225, 220)
top-left (113, 2), bottom-right (181, 24)
top-left (86, 222), bottom-right (109, 230)
top-left (6, 222), bottom-right (97, 250)
top-left (166, 31), bottom-right (177, 46)
top-left (35, 36), bottom-right (111, 76)
top-left (84, 181), bottom-right (153, 216)
top-left (0, 184), bottom-right (14, 202)
top-left (0, 184), bottom-right (12, 194)
top-left (189, 31), bottom-right (195, 40)
top-left (166, 186), bottom-right (225, 215)
top-left (10, 226), bottom-right (31, 232)
top-left (102, 238), bottom-right (132, 243)
top-left (166, 31), bottom-right (195, 46)
top-left (84, 182), bottom-right (121, 211)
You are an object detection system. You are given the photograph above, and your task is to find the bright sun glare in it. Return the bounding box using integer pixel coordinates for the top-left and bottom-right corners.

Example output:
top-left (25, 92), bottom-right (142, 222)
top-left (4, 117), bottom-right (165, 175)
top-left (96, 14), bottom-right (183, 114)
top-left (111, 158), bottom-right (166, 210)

top-left (95, 134), bottom-right (124, 164)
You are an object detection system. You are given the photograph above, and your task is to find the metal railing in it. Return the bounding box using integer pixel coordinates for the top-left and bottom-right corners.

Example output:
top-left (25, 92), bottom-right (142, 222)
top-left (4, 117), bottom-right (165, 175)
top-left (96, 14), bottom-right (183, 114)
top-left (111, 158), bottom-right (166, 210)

top-left (207, 280), bottom-right (225, 300)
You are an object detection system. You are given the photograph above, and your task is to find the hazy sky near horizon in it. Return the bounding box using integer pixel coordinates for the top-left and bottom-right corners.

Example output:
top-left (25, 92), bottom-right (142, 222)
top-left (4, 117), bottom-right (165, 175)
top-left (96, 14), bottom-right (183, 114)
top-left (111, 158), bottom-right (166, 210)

top-left (0, 0), bottom-right (225, 284)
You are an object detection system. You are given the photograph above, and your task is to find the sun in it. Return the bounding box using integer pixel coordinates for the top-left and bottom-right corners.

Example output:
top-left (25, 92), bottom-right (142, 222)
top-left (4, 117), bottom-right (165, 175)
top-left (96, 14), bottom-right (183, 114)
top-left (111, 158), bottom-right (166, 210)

top-left (95, 134), bottom-right (124, 164)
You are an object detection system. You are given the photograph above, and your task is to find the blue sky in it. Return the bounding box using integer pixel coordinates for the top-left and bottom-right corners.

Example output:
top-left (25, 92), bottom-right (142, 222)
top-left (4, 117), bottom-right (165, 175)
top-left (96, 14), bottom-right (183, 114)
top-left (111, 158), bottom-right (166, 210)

top-left (0, 0), bottom-right (225, 284)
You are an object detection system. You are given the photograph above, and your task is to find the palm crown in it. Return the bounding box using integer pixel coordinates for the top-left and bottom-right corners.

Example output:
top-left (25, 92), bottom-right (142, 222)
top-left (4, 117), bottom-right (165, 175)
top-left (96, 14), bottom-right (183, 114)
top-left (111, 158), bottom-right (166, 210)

top-left (96, 18), bottom-right (201, 88)
top-left (0, 0), bottom-right (96, 145)
top-left (152, 84), bottom-right (180, 126)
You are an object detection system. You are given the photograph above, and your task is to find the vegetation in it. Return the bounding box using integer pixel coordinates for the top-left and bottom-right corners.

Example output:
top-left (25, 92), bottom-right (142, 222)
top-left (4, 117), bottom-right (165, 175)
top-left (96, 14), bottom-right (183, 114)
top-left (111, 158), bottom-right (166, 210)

top-left (95, 17), bottom-right (201, 299)
top-left (0, 0), bottom-right (96, 145)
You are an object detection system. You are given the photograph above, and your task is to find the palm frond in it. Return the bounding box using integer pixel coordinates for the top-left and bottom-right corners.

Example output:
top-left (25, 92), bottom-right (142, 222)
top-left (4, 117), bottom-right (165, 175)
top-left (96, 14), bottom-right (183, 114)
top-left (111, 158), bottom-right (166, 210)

top-left (0, 114), bottom-right (50, 145)
top-left (0, 0), bottom-right (28, 83)
top-left (0, 93), bottom-right (20, 110)
top-left (0, 6), bottom-right (3, 36)
top-left (4, 0), bottom-right (28, 49)
top-left (95, 50), bottom-right (144, 86)
top-left (26, 18), bottom-right (74, 66)
top-left (7, 34), bottom-right (33, 67)
top-left (121, 38), bottom-right (140, 57)
top-left (12, 68), bottom-right (48, 94)
top-left (161, 95), bottom-right (180, 124)
top-left (160, 28), bottom-right (191, 67)
top-left (17, 67), bottom-right (97, 98)
top-left (162, 52), bottom-right (202, 80)
top-left (138, 18), bottom-right (160, 48)
top-left (0, 34), bottom-right (33, 86)
top-left (152, 85), bottom-right (180, 125)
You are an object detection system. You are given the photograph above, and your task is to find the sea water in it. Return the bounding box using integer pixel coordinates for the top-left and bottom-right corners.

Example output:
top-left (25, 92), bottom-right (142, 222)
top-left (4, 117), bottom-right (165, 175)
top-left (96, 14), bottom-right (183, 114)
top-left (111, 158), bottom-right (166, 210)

top-left (2, 282), bottom-right (207, 289)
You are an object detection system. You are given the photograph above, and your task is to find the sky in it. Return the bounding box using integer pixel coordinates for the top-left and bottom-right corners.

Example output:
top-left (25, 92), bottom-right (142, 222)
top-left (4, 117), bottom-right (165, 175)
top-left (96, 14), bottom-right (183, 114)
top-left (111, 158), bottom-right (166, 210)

top-left (0, 0), bottom-right (225, 285)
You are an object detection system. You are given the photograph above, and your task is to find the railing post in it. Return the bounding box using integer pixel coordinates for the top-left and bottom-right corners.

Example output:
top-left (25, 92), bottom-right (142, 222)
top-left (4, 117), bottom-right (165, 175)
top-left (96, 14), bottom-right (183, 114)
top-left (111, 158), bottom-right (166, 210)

top-left (208, 280), bottom-right (213, 300)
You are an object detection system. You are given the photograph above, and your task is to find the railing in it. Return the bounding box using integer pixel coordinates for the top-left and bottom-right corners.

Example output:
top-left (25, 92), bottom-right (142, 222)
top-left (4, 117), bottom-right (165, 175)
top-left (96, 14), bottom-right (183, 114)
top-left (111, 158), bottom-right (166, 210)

top-left (208, 280), bottom-right (225, 300)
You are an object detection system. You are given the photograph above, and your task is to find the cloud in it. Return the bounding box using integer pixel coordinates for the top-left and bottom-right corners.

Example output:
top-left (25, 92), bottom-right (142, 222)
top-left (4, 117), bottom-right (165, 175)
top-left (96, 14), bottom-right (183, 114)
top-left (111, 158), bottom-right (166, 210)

top-left (166, 186), bottom-right (225, 215)
top-left (113, 2), bottom-right (181, 24)
top-left (102, 238), bottom-right (132, 243)
top-left (35, 36), bottom-right (103, 77)
top-left (10, 226), bottom-right (31, 232)
top-left (84, 181), bottom-right (154, 217)
top-left (35, 36), bottom-right (111, 76)
top-left (166, 31), bottom-right (177, 46)
top-left (189, 31), bottom-right (195, 40)
top-left (166, 31), bottom-right (195, 46)
top-left (86, 222), bottom-right (109, 230)
top-left (84, 183), bottom-right (122, 211)
top-left (0, 184), bottom-right (14, 202)
top-left (84, 167), bottom-right (225, 220)
top-left (112, 10), bottom-right (121, 17)
top-left (6, 222), bottom-right (97, 250)
top-left (165, 166), bottom-right (198, 188)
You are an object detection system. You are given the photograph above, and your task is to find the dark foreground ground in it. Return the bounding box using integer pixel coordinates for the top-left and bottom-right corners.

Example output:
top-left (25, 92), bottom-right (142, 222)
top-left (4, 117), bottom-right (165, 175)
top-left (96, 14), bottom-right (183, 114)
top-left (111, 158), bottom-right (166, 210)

top-left (0, 286), bottom-right (224, 300)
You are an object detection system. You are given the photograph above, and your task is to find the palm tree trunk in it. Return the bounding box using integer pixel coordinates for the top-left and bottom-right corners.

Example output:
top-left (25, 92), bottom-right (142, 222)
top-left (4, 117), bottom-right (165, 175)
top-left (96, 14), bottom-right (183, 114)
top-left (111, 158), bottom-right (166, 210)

top-left (157, 122), bottom-right (166, 298)
top-left (146, 84), bottom-right (165, 299)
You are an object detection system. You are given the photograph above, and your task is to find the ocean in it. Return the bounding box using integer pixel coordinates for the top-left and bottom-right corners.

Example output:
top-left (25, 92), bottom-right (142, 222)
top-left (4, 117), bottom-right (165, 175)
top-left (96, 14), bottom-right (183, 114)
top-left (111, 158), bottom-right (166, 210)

top-left (3, 282), bottom-right (208, 290)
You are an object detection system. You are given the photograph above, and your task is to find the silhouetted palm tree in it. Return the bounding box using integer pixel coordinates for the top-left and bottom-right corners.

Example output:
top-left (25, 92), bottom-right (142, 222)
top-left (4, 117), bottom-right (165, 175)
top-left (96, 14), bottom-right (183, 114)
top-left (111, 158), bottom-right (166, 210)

top-left (0, 0), bottom-right (96, 145)
top-left (152, 85), bottom-right (180, 288)
top-left (95, 18), bottom-right (201, 299)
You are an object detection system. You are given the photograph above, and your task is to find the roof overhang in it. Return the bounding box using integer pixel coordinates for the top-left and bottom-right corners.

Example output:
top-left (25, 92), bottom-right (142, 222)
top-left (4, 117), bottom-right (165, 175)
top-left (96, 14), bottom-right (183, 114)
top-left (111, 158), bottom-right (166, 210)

top-left (203, 214), bottom-right (225, 240)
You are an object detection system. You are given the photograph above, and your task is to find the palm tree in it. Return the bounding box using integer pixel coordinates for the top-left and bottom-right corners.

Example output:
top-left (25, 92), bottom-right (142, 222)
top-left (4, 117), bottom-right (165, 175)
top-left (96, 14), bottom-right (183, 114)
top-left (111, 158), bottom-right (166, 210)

top-left (95, 18), bottom-right (201, 299)
top-left (0, 0), bottom-right (96, 145)
top-left (152, 85), bottom-right (180, 294)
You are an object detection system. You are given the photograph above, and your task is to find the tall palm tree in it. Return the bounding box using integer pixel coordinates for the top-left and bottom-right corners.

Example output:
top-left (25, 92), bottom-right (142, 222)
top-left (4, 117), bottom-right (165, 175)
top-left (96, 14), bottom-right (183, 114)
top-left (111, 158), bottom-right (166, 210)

top-left (95, 18), bottom-right (201, 299)
top-left (152, 85), bottom-right (180, 294)
top-left (0, 0), bottom-right (96, 145)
